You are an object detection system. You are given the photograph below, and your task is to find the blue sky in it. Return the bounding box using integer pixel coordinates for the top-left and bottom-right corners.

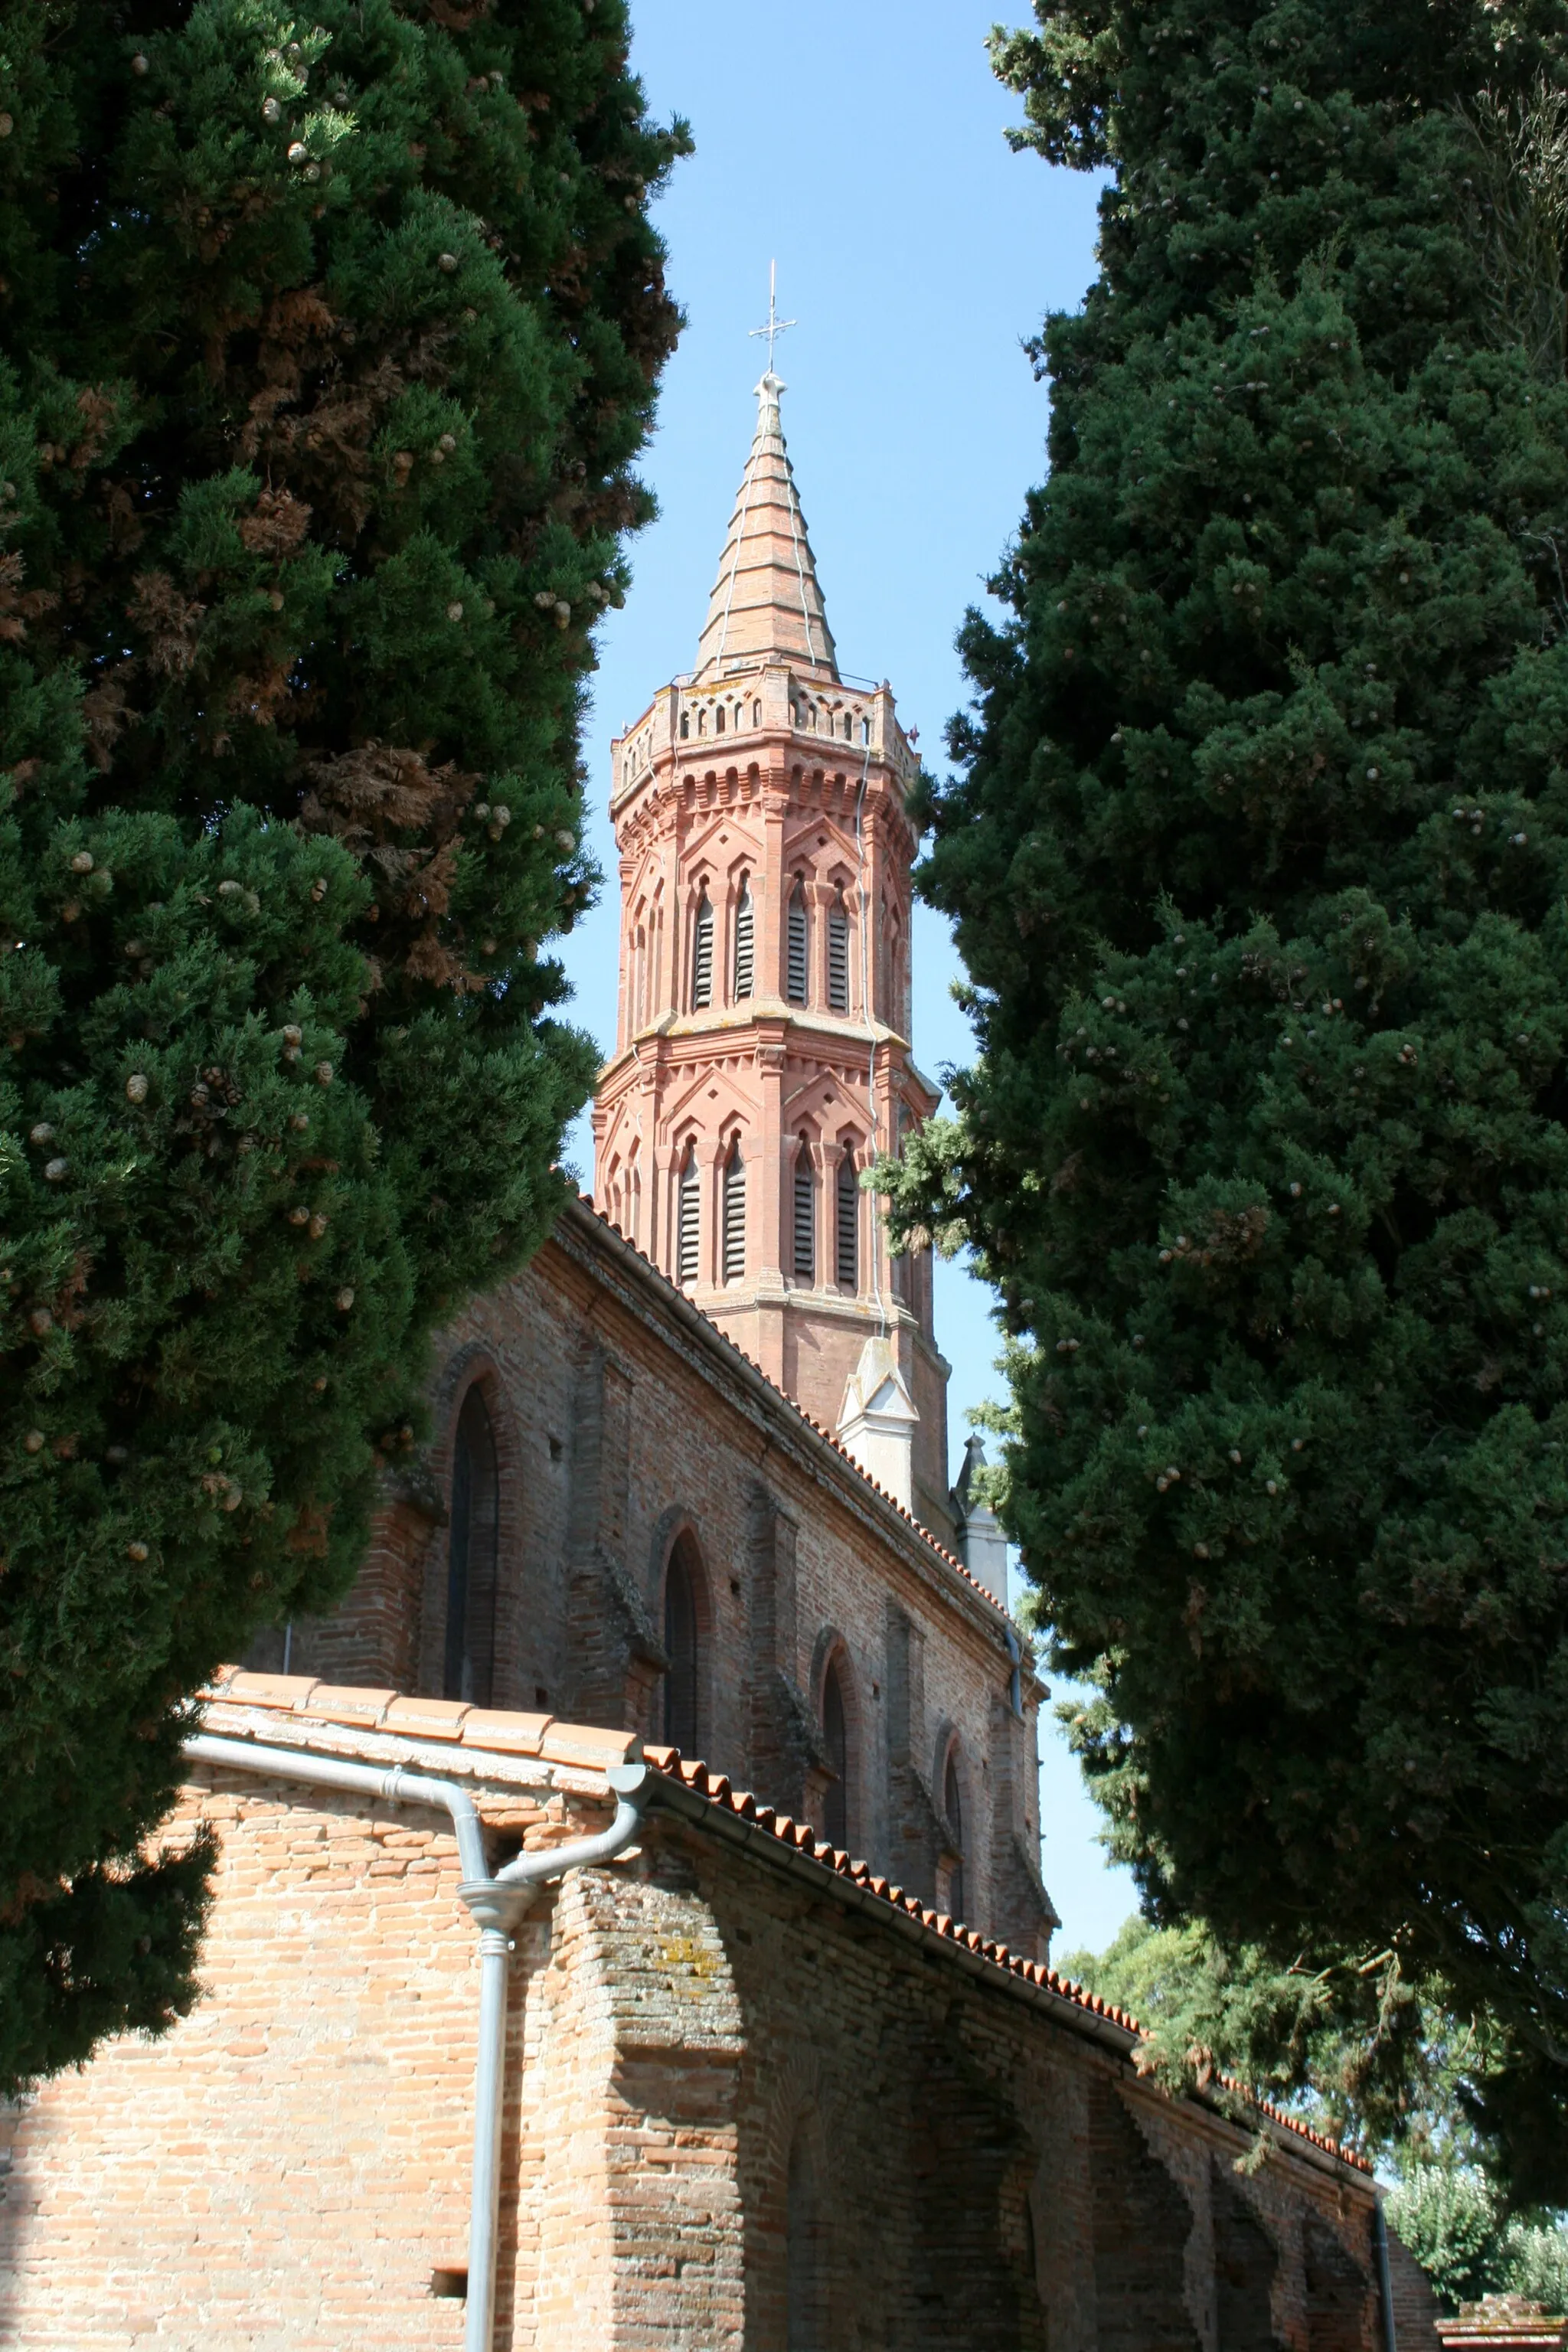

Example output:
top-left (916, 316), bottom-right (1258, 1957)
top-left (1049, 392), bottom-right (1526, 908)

top-left (557, 0), bottom-right (1135, 1952)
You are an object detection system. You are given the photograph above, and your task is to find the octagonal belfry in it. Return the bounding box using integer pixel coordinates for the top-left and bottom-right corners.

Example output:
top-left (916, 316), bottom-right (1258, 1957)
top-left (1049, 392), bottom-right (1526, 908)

top-left (592, 368), bottom-right (954, 1545)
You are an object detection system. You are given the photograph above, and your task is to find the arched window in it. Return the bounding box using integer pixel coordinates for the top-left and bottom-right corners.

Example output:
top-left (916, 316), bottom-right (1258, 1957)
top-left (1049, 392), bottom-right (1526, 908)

top-left (786, 882), bottom-right (808, 1004)
top-left (444, 1386), bottom-right (499, 1707)
top-left (943, 1746), bottom-right (966, 1926)
top-left (677, 1143), bottom-right (701, 1287)
top-left (733, 878), bottom-right (754, 1001)
top-left (691, 894), bottom-right (714, 1010)
top-left (715, 704), bottom-right (727, 735)
top-left (835, 1155), bottom-right (858, 1292)
top-left (826, 899), bottom-right (849, 1013)
top-left (722, 1137), bottom-right (746, 1282)
top-left (679, 710), bottom-right (690, 740)
top-left (786, 2127), bottom-right (825, 2352)
top-left (792, 1152), bottom-right (815, 1283)
top-left (860, 715), bottom-right (871, 745)
top-left (663, 1536), bottom-right (701, 1755)
top-left (753, 700), bottom-right (762, 727)
top-left (822, 1657), bottom-right (849, 1851)
top-left (697, 705), bottom-right (707, 736)
top-left (842, 710), bottom-right (852, 742)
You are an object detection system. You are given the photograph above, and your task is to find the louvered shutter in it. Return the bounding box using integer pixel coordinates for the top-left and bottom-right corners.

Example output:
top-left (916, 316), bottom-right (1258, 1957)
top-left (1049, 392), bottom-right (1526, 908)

top-left (835, 1157), bottom-right (858, 1290)
top-left (793, 1158), bottom-right (815, 1281)
top-left (678, 1150), bottom-right (701, 1285)
top-left (691, 897), bottom-right (714, 1009)
top-left (827, 905), bottom-right (849, 1012)
top-left (733, 884), bottom-right (754, 1000)
top-left (722, 1142), bottom-right (746, 1282)
top-left (786, 886), bottom-right (808, 1004)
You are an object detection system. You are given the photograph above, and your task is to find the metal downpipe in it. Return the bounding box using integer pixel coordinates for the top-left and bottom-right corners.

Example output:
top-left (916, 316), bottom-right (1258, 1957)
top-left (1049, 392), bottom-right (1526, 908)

top-left (182, 1733), bottom-right (649, 2352)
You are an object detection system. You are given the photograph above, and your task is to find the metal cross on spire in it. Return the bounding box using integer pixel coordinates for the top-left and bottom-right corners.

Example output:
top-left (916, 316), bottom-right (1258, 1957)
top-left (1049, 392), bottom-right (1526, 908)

top-left (748, 259), bottom-right (795, 375)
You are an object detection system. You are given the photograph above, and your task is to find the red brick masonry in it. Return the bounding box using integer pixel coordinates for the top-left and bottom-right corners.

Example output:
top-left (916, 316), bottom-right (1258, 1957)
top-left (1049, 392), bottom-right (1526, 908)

top-left (0, 1674), bottom-right (1445, 2350)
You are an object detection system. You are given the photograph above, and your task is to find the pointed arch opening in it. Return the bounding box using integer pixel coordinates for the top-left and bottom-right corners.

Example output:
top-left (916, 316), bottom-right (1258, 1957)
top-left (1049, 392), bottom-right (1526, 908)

top-left (826, 896), bottom-right (849, 1013)
top-left (691, 893), bottom-right (714, 1010)
top-left (733, 877), bottom-right (755, 1001)
top-left (444, 1384), bottom-right (499, 1707)
top-left (677, 1141), bottom-right (701, 1287)
top-left (942, 1740), bottom-right (967, 1926)
top-left (792, 1145), bottom-right (816, 1283)
top-left (786, 880), bottom-right (808, 1004)
top-left (662, 1530), bottom-right (707, 1757)
top-left (835, 1150), bottom-right (859, 1292)
top-left (722, 1135), bottom-right (746, 1284)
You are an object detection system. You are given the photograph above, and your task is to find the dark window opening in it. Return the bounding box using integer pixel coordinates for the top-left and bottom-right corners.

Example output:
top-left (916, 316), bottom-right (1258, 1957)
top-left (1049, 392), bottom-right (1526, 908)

top-left (664, 1538), bottom-right (701, 1755)
top-left (822, 1660), bottom-right (848, 1851)
top-left (444, 1387), bottom-right (498, 1707)
top-left (733, 880), bottom-right (754, 1000)
top-left (786, 2130), bottom-right (825, 2352)
top-left (944, 1748), bottom-right (965, 1926)
top-left (691, 894), bottom-right (714, 1009)
top-left (827, 903), bottom-right (849, 1011)
top-left (678, 1145), bottom-right (701, 1286)
top-left (835, 1156), bottom-right (858, 1291)
top-left (722, 1138), bottom-right (746, 1283)
top-left (793, 1158), bottom-right (815, 1282)
top-left (787, 883), bottom-right (808, 1004)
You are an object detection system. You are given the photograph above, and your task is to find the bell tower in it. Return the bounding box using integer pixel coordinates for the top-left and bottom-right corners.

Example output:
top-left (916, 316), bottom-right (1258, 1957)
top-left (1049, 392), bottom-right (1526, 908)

top-left (593, 366), bottom-right (952, 1545)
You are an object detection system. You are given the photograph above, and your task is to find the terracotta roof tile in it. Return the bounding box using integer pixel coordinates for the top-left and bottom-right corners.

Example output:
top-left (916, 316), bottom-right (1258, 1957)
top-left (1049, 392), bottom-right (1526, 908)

top-left (198, 1674), bottom-right (633, 1772)
top-left (643, 1744), bottom-right (1372, 2177)
top-left (305, 1683), bottom-right (400, 1724)
top-left (379, 1694), bottom-right (471, 1741)
top-left (538, 1719), bottom-right (641, 1769)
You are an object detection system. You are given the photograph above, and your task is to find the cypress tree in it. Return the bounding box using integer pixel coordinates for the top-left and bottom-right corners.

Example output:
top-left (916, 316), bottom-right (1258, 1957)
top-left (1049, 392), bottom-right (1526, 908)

top-left (0, 0), bottom-right (684, 2086)
top-left (893, 0), bottom-right (1568, 2192)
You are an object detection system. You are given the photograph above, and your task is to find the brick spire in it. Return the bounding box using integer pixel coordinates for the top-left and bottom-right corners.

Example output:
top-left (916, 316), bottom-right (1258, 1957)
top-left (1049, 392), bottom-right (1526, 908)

top-left (691, 371), bottom-right (838, 681)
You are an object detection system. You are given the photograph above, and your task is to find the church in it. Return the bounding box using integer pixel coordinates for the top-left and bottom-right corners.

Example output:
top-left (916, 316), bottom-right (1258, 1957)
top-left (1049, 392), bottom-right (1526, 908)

top-left (0, 372), bottom-right (1443, 2350)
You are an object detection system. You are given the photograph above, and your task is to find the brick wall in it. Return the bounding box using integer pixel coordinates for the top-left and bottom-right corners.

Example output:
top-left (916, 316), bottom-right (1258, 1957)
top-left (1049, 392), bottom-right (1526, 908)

top-left (0, 1691), bottom-right (1440, 2352)
top-left (268, 1200), bottom-right (1053, 1955)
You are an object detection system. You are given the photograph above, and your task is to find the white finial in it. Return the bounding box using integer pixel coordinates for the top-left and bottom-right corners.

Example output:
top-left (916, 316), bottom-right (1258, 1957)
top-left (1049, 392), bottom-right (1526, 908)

top-left (749, 258), bottom-right (795, 381)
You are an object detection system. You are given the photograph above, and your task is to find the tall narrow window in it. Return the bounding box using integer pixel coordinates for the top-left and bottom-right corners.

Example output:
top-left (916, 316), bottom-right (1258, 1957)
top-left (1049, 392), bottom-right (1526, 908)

top-left (716, 704), bottom-right (726, 734)
top-left (677, 1144), bottom-right (701, 1286)
top-left (722, 1137), bottom-right (746, 1282)
top-left (444, 1387), bottom-right (498, 1707)
top-left (663, 1537), bottom-right (700, 1755)
top-left (827, 900), bottom-right (849, 1013)
top-left (786, 2129), bottom-right (825, 2352)
top-left (835, 1155), bottom-right (858, 1292)
top-left (786, 883), bottom-right (808, 1004)
top-left (944, 1748), bottom-right (965, 1925)
top-left (691, 894), bottom-right (714, 1010)
top-left (733, 879), bottom-right (754, 1000)
top-left (822, 1658), bottom-right (848, 1851)
top-left (793, 1155), bottom-right (815, 1282)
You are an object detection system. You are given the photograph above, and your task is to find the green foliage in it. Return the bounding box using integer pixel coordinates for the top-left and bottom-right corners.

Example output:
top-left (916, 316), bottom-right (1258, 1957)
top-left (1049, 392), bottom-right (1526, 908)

top-left (1058, 1913), bottom-right (1502, 2167)
top-left (1070, 1919), bottom-right (1568, 2308)
top-left (0, 0), bottom-right (686, 2088)
top-left (887, 0), bottom-right (1568, 2196)
top-left (1387, 2165), bottom-right (1568, 2311)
